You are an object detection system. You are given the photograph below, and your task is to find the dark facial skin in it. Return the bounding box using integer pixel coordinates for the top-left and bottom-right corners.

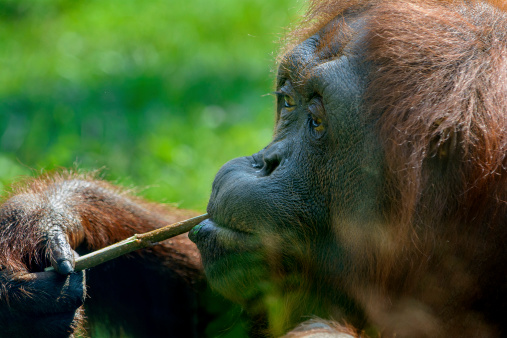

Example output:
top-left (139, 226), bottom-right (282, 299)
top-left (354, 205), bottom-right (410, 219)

top-left (190, 14), bottom-right (383, 334)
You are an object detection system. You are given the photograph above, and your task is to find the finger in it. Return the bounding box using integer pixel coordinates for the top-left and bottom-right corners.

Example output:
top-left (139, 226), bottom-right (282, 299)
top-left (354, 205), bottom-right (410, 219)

top-left (47, 227), bottom-right (75, 274)
top-left (0, 270), bottom-right (86, 338)
top-left (1, 270), bottom-right (86, 313)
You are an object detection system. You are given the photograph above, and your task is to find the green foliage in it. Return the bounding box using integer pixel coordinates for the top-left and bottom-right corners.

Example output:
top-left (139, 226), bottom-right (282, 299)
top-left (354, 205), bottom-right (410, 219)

top-left (0, 1), bottom-right (302, 335)
top-left (0, 0), bottom-right (302, 211)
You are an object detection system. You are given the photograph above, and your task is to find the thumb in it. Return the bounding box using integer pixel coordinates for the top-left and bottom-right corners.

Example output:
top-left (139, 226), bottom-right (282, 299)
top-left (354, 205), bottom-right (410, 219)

top-left (47, 227), bottom-right (75, 274)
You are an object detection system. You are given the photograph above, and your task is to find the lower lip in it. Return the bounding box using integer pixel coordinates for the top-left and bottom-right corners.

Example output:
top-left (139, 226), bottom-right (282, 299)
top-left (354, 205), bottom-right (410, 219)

top-left (189, 218), bottom-right (261, 251)
top-left (189, 218), bottom-right (216, 243)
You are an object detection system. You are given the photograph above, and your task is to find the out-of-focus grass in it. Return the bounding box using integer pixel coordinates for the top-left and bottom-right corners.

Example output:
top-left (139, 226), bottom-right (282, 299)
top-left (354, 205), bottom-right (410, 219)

top-left (0, 0), bottom-right (302, 211)
top-left (0, 1), bottom-right (305, 336)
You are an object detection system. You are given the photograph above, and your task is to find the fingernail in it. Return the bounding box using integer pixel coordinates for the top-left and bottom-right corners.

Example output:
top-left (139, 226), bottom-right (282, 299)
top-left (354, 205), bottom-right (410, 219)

top-left (58, 260), bottom-right (74, 274)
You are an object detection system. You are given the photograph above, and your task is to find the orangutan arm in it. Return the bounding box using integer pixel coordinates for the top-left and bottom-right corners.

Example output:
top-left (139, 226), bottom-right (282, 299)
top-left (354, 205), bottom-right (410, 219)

top-left (0, 172), bottom-right (203, 337)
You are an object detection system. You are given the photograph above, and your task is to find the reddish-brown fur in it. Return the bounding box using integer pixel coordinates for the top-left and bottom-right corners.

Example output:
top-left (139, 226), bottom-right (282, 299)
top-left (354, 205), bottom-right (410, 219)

top-left (0, 171), bottom-right (203, 336)
top-left (288, 1), bottom-right (507, 336)
top-left (0, 171), bottom-right (201, 277)
top-left (1, 1), bottom-right (506, 337)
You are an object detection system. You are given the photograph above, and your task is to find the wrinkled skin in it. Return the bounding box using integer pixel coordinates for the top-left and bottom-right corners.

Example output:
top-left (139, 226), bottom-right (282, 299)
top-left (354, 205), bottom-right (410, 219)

top-left (0, 14), bottom-right (377, 336)
top-left (190, 3), bottom-right (507, 335)
top-left (190, 14), bottom-right (378, 334)
top-left (2, 1), bottom-right (507, 337)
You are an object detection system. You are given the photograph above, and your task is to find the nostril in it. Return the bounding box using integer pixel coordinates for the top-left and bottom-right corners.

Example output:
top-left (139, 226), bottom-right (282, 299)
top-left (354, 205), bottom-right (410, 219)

top-left (261, 155), bottom-right (281, 176)
top-left (251, 145), bottom-right (284, 176)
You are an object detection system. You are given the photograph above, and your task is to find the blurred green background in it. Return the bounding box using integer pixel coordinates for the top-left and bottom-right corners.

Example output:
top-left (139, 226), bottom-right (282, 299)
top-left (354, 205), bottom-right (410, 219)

top-left (0, 1), bottom-right (302, 335)
top-left (0, 0), bottom-right (302, 212)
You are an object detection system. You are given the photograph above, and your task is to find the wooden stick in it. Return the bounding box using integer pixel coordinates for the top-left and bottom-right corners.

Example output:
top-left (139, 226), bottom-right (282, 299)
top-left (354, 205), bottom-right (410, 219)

top-left (45, 213), bottom-right (209, 272)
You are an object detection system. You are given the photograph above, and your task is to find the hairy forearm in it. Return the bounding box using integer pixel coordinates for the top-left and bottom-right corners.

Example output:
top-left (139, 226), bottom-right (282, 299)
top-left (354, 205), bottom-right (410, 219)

top-left (0, 172), bottom-right (205, 337)
top-left (1, 172), bottom-right (201, 271)
top-left (57, 178), bottom-right (182, 248)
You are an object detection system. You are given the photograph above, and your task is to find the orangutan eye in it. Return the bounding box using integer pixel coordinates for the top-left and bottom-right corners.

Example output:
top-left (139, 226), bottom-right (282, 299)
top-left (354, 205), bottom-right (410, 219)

top-left (311, 115), bottom-right (323, 129)
top-left (308, 96), bottom-right (325, 136)
top-left (309, 115), bottom-right (325, 134)
top-left (283, 94), bottom-right (296, 109)
top-left (273, 91), bottom-right (296, 111)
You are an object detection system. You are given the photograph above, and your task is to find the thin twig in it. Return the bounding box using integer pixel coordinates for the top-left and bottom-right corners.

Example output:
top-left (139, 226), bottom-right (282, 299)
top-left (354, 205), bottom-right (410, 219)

top-left (45, 213), bottom-right (208, 272)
